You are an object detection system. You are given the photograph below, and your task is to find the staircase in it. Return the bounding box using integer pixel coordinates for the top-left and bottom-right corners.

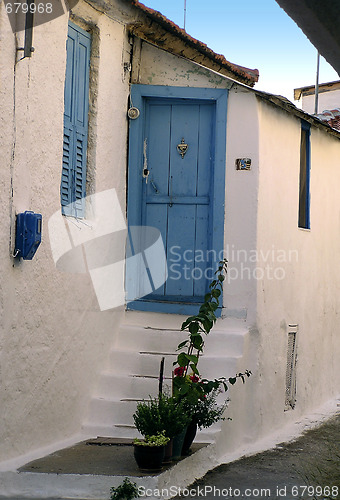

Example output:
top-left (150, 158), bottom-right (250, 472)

top-left (82, 311), bottom-right (249, 443)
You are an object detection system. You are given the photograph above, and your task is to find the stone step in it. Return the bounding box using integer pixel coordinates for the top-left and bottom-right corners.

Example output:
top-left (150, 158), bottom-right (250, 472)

top-left (82, 420), bottom-right (220, 443)
top-left (108, 349), bottom-right (177, 375)
top-left (115, 324), bottom-right (185, 352)
top-left (82, 311), bottom-right (249, 444)
top-left (81, 422), bottom-right (142, 440)
top-left (114, 324), bottom-right (247, 357)
top-left (109, 349), bottom-right (243, 377)
top-left (95, 356), bottom-right (240, 399)
top-left (85, 398), bottom-right (140, 427)
top-left (85, 392), bottom-right (229, 431)
top-left (94, 374), bottom-right (169, 399)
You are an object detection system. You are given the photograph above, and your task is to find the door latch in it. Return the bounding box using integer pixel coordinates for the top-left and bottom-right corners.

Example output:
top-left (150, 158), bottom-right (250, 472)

top-left (143, 138), bottom-right (149, 183)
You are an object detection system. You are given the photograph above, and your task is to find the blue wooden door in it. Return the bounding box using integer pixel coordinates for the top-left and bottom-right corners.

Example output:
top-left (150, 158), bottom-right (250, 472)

top-left (143, 99), bottom-right (214, 302)
top-left (127, 86), bottom-right (227, 315)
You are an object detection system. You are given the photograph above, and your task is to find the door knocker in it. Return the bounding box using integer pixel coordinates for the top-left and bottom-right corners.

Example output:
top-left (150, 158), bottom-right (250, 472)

top-left (177, 138), bottom-right (188, 159)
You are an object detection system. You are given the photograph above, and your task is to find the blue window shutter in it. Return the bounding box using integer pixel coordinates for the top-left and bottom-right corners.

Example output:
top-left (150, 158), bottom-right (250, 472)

top-left (61, 22), bottom-right (91, 218)
top-left (61, 127), bottom-right (73, 216)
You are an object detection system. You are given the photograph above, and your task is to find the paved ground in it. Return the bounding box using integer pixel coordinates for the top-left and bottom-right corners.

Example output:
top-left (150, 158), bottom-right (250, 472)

top-left (173, 414), bottom-right (340, 500)
top-left (0, 414), bottom-right (339, 500)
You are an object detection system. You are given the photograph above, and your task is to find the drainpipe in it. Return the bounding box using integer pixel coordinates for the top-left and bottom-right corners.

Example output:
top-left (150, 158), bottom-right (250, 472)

top-left (314, 51), bottom-right (320, 115)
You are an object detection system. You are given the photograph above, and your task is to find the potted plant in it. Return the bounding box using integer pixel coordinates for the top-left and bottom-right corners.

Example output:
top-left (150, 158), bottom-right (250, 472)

top-left (110, 477), bottom-right (140, 500)
top-left (133, 393), bottom-right (190, 439)
top-left (182, 388), bottom-right (229, 455)
top-left (133, 393), bottom-right (191, 463)
top-left (133, 432), bottom-right (170, 471)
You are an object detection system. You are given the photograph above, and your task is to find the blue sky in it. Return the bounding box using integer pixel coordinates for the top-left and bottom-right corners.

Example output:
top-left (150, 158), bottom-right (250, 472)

top-left (142, 0), bottom-right (339, 103)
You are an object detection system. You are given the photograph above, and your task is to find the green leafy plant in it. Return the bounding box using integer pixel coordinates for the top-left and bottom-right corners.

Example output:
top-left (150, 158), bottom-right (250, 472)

top-left (133, 431), bottom-right (170, 447)
top-left (110, 477), bottom-right (140, 500)
top-left (189, 388), bottom-right (230, 429)
top-left (173, 259), bottom-right (251, 407)
top-left (133, 393), bottom-right (190, 439)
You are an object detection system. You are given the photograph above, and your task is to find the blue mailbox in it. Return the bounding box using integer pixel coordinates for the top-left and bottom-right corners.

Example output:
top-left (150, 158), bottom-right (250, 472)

top-left (15, 211), bottom-right (42, 260)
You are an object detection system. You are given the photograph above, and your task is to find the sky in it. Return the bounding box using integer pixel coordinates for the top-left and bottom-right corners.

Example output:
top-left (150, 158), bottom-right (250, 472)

top-left (142, 0), bottom-right (339, 104)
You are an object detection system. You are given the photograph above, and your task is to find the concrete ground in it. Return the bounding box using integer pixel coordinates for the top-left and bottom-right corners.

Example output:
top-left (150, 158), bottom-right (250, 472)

top-left (0, 413), bottom-right (339, 500)
top-left (17, 437), bottom-right (184, 477)
top-left (174, 413), bottom-right (340, 500)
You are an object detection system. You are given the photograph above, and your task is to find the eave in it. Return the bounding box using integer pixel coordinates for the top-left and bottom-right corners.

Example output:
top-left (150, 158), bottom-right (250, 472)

top-left (275, 0), bottom-right (340, 76)
top-left (125, 0), bottom-right (259, 87)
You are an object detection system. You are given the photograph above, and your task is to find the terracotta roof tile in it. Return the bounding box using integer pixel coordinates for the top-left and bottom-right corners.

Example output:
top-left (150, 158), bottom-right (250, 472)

top-left (125, 0), bottom-right (259, 86)
top-left (316, 108), bottom-right (340, 131)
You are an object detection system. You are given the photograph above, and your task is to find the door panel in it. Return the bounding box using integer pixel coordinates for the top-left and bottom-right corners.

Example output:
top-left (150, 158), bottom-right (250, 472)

top-left (142, 99), bottom-right (214, 303)
top-left (193, 204), bottom-right (210, 297)
top-left (144, 203), bottom-right (168, 296)
top-left (165, 203), bottom-right (197, 297)
top-left (169, 104), bottom-right (200, 197)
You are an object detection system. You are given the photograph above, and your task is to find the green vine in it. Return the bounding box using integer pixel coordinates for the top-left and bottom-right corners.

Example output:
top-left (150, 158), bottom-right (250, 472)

top-left (173, 259), bottom-right (251, 404)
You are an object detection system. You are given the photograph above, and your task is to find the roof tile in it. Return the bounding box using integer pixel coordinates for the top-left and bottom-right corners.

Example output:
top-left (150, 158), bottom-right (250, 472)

top-left (125, 0), bottom-right (259, 86)
top-left (316, 109), bottom-right (340, 131)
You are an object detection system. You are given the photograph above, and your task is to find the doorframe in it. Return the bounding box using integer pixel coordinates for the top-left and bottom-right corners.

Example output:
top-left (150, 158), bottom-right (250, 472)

top-left (126, 85), bottom-right (228, 315)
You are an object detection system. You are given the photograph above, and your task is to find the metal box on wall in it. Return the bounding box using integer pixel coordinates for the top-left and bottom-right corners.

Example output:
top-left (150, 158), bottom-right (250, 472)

top-left (15, 211), bottom-right (42, 260)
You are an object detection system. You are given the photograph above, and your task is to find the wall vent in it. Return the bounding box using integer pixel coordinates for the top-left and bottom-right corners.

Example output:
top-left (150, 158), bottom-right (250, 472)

top-left (285, 324), bottom-right (298, 410)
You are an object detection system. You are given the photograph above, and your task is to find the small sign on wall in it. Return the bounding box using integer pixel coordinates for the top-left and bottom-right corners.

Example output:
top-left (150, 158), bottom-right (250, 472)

top-left (236, 158), bottom-right (251, 170)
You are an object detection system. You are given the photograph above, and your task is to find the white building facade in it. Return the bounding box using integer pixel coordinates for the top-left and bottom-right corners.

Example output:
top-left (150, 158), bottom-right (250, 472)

top-left (0, 0), bottom-right (339, 474)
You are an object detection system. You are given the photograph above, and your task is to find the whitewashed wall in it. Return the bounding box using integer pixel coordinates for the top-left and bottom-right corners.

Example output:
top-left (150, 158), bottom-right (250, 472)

top-left (223, 87), bottom-right (259, 324)
top-left (1, 0), bottom-right (339, 469)
top-left (0, 2), bottom-right (130, 463)
top-left (139, 43), bottom-right (228, 88)
top-left (255, 99), bottom-right (340, 435)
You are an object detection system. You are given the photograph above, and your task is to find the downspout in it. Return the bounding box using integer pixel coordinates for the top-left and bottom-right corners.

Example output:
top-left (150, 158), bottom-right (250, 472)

top-left (314, 51), bottom-right (320, 115)
top-left (16, 0), bottom-right (35, 60)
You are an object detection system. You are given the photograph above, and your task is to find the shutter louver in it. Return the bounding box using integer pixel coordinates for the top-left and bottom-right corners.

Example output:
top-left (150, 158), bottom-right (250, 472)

top-left (74, 132), bottom-right (86, 215)
top-left (61, 128), bottom-right (73, 215)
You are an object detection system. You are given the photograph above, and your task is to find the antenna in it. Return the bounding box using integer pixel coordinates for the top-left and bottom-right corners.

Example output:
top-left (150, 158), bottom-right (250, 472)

top-left (314, 51), bottom-right (320, 115)
top-left (184, 0), bottom-right (187, 30)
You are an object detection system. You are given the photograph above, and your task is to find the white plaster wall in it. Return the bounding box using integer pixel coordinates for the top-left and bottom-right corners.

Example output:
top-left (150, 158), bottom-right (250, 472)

top-left (5, 0), bottom-right (337, 468)
top-left (0, 2), bottom-right (131, 463)
top-left (223, 87), bottom-right (259, 323)
top-left (0, 4), bottom-right (17, 460)
top-left (255, 98), bottom-right (340, 437)
top-left (2, 0), bottom-right (259, 465)
top-left (139, 42), bottom-right (228, 88)
top-left (302, 88), bottom-right (340, 114)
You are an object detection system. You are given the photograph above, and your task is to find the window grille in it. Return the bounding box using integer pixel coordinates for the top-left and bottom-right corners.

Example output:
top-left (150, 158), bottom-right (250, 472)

top-left (285, 324), bottom-right (298, 410)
